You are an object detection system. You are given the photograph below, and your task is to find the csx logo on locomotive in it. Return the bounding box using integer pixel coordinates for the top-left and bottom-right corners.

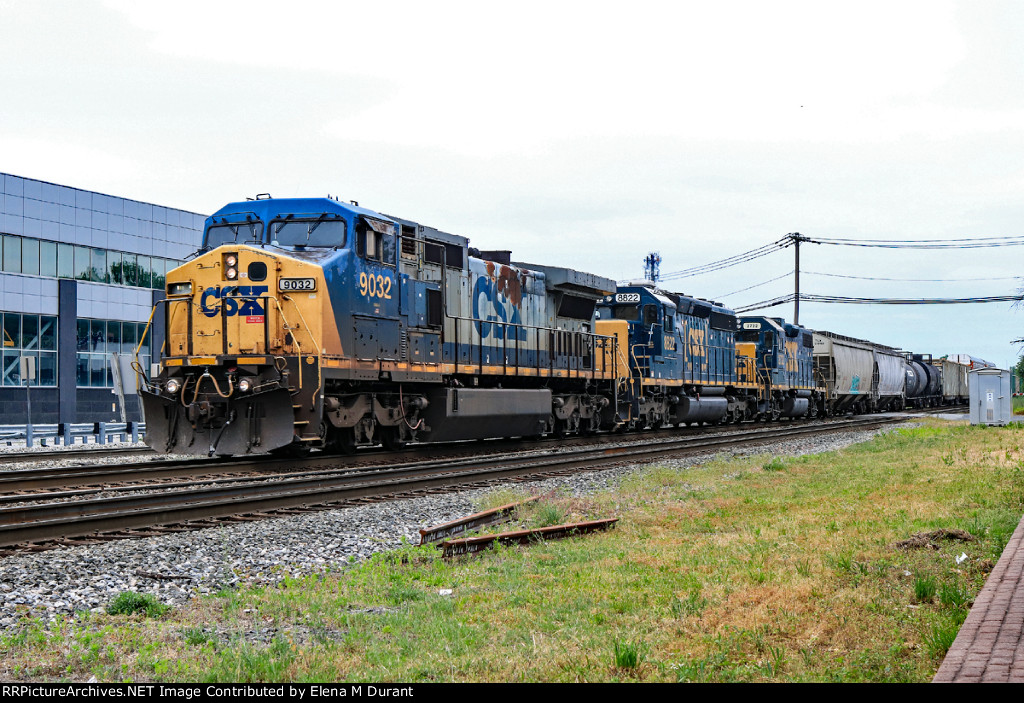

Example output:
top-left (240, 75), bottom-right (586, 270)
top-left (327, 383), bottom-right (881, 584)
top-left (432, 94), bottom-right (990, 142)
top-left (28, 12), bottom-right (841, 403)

top-left (472, 277), bottom-right (527, 341)
top-left (200, 286), bottom-right (269, 318)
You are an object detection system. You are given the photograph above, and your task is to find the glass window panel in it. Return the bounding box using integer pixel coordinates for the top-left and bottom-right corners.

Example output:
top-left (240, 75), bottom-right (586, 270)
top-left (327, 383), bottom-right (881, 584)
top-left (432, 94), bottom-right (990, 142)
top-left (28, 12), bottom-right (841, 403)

top-left (21, 237), bottom-right (39, 275)
top-left (2, 350), bottom-right (20, 386)
top-left (138, 256), bottom-right (152, 288)
top-left (76, 319), bottom-right (89, 351)
top-left (152, 258), bottom-right (166, 290)
top-left (74, 245), bottom-right (91, 280)
top-left (38, 351), bottom-right (57, 386)
top-left (90, 319), bottom-right (105, 354)
top-left (39, 240), bottom-right (57, 278)
top-left (109, 251), bottom-right (123, 284)
top-left (76, 353), bottom-right (89, 386)
top-left (39, 316), bottom-right (57, 351)
top-left (22, 315), bottom-right (38, 350)
top-left (3, 235), bottom-right (21, 273)
top-left (90, 354), bottom-right (107, 387)
top-left (90, 248), bottom-right (108, 283)
top-left (106, 321), bottom-right (121, 353)
top-left (3, 313), bottom-right (20, 349)
top-left (123, 254), bottom-right (138, 286)
top-left (122, 322), bottom-right (136, 355)
top-left (57, 242), bottom-right (74, 278)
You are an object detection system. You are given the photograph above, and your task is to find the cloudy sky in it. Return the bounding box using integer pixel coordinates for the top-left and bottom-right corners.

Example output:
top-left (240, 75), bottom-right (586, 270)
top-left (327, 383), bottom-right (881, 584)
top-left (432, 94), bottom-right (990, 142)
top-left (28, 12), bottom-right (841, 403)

top-left (2, 0), bottom-right (1022, 366)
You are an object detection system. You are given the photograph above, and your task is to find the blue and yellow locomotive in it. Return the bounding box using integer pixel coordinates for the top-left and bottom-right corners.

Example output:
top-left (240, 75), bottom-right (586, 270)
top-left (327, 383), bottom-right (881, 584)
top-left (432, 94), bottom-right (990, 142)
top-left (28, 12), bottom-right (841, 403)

top-left (735, 316), bottom-right (822, 419)
top-left (595, 282), bottom-right (750, 427)
top-left (140, 196), bottom-right (622, 456)
top-left (594, 283), bottom-right (824, 428)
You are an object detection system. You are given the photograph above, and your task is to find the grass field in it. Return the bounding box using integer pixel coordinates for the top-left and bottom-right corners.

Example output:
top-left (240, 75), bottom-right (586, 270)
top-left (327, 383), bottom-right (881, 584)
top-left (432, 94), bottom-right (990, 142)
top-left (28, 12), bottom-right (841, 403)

top-left (3, 419), bottom-right (1023, 683)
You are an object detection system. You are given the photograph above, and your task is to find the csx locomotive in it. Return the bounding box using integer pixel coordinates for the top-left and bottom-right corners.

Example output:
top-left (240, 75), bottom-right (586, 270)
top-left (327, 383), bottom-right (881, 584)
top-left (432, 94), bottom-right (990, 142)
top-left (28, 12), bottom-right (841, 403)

top-left (139, 195), bottom-right (979, 456)
top-left (141, 196), bottom-right (623, 456)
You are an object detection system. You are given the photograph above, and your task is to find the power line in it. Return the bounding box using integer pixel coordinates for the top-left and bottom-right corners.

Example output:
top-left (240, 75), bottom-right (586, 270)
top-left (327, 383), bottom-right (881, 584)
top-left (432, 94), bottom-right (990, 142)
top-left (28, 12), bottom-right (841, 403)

top-left (806, 235), bottom-right (1024, 249)
top-left (659, 237), bottom-right (791, 280)
top-left (734, 293), bottom-right (1024, 314)
top-left (712, 271), bottom-right (794, 300)
top-left (804, 271), bottom-right (1024, 283)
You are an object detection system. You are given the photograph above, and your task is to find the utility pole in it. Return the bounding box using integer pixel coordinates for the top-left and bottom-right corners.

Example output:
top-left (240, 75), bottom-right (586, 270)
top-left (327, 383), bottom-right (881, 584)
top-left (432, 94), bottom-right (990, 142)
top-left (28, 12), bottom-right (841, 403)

top-left (789, 232), bottom-right (808, 324)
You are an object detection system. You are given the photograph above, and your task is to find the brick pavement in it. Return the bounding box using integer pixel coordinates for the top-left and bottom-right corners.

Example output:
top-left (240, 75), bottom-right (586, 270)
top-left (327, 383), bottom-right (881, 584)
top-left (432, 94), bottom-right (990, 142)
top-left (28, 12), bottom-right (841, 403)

top-left (933, 512), bottom-right (1024, 682)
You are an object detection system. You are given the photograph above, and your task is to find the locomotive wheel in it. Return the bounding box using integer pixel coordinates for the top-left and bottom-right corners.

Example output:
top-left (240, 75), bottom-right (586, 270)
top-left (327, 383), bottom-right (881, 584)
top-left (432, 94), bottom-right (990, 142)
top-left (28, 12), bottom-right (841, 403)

top-left (331, 427), bottom-right (356, 455)
top-left (381, 427), bottom-right (408, 451)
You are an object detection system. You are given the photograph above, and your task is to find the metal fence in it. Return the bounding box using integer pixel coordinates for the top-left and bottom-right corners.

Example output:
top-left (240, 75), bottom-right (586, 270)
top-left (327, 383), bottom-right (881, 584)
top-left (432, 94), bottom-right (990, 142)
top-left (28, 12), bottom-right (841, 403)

top-left (0, 422), bottom-right (146, 447)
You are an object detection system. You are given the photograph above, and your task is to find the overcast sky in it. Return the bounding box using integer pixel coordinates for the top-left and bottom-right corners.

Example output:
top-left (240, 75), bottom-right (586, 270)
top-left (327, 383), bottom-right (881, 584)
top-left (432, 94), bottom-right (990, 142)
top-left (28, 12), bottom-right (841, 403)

top-left (1, 0), bottom-right (1022, 367)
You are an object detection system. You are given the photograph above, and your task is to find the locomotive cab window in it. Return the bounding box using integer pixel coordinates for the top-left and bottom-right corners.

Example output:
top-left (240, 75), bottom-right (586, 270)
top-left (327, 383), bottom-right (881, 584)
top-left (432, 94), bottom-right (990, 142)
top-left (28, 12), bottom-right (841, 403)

top-left (271, 217), bottom-right (346, 248)
top-left (358, 218), bottom-right (397, 266)
top-left (206, 221), bottom-right (264, 249)
top-left (643, 304), bottom-right (658, 327)
top-left (609, 305), bottom-right (640, 322)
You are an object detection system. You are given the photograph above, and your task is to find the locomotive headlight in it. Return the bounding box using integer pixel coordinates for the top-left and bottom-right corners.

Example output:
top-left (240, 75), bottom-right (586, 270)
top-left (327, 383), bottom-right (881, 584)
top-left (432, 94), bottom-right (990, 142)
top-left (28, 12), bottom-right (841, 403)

top-left (165, 379), bottom-right (180, 395)
top-left (237, 378), bottom-right (252, 393)
top-left (166, 281), bottom-right (193, 297)
top-left (223, 252), bottom-right (239, 281)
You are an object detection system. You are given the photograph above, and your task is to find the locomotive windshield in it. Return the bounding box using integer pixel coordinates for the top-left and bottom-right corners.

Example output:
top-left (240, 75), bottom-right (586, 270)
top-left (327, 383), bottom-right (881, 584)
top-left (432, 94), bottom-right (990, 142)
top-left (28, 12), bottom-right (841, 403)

top-left (206, 221), bottom-right (264, 249)
top-left (271, 218), bottom-right (347, 248)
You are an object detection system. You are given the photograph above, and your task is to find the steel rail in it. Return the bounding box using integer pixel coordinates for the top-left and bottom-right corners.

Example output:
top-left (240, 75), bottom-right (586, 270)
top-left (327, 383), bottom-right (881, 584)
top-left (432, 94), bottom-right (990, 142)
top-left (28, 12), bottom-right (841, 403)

top-left (0, 416), bottom-right (828, 493)
top-left (0, 416), bottom-right (904, 548)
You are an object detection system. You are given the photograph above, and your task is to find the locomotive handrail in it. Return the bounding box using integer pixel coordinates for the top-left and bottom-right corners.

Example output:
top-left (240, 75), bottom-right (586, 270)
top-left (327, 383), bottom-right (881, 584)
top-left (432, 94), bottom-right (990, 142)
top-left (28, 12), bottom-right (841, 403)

top-left (278, 293), bottom-right (324, 405)
top-left (444, 309), bottom-right (619, 381)
top-left (133, 303), bottom-right (161, 390)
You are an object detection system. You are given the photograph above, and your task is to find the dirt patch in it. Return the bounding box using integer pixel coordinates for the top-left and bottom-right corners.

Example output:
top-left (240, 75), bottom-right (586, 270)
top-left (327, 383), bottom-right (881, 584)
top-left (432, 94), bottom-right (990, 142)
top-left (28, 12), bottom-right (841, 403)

top-left (894, 529), bottom-right (976, 550)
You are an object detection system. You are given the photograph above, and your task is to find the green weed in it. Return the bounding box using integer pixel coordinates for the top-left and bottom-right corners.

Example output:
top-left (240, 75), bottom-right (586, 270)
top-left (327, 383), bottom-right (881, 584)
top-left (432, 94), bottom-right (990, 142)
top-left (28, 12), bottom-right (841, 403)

top-left (913, 575), bottom-right (937, 603)
top-left (106, 592), bottom-right (169, 618)
top-left (613, 639), bottom-right (644, 670)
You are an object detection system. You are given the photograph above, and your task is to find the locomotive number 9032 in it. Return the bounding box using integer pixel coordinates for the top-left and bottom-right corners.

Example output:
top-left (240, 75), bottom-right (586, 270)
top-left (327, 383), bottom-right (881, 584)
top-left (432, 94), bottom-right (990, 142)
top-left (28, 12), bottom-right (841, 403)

top-left (358, 271), bottom-right (393, 299)
top-left (278, 277), bottom-right (316, 291)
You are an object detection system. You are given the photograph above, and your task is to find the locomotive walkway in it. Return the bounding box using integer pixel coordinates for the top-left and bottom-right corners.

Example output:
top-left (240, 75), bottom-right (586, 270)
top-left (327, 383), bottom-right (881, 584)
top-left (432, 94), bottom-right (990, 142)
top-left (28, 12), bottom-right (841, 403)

top-left (934, 512), bottom-right (1024, 682)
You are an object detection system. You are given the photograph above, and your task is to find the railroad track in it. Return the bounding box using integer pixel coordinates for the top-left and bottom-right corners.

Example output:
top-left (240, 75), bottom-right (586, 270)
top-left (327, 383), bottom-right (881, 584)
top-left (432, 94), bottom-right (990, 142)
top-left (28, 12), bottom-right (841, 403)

top-left (0, 415), bottom-right (907, 554)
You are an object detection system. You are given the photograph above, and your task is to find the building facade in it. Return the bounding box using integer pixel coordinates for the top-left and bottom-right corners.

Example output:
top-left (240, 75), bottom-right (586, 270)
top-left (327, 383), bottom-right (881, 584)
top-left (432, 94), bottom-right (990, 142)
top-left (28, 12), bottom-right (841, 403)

top-left (0, 173), bottom-right (205, 424)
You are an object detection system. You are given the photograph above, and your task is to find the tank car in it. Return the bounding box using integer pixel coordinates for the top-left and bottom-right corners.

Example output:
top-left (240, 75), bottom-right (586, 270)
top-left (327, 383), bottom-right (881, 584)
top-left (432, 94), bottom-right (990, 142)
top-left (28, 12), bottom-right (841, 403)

top-left (904, 353), bottom-right (942, 408)
top-left (139, 197), bottom-right (621, 456)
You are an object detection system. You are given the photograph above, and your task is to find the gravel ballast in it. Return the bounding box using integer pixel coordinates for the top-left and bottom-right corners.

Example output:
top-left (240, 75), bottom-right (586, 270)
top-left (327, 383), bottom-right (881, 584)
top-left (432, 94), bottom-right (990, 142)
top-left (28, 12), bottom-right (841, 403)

top-left (0, 425), bottom-right (911, 631)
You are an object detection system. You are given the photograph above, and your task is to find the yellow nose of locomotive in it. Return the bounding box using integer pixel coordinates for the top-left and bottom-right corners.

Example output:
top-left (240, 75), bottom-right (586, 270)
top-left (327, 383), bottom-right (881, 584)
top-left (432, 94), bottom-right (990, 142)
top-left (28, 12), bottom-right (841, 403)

top-left (143, 245), bottom-right (330, 456)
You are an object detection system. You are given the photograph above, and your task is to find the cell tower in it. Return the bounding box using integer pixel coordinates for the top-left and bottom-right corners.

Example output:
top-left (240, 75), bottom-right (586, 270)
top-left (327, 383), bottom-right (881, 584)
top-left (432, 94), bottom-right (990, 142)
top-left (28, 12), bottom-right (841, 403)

top-left (644, 252), bottom-right (662, 283)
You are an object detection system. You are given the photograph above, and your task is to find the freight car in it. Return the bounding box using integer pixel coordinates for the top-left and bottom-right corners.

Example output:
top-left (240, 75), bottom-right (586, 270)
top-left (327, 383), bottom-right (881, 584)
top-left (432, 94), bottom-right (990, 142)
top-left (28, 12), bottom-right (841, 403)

top-left (935, 356), bottom-right (969, 405)
top-left (812, 331), bottom-right (907, 413)
top-left (139, 197), bottom-right (621, 456)
top-left (904, 353), bottom-right (943, 408)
